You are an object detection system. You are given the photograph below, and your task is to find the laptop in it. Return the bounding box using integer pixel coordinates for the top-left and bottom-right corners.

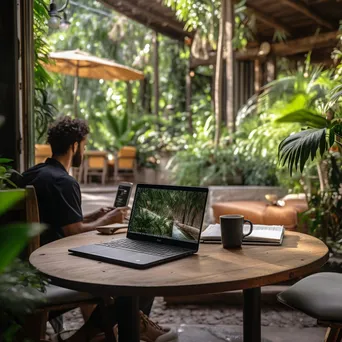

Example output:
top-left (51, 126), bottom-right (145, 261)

top-left (69, 184), bottom-right (208, 269)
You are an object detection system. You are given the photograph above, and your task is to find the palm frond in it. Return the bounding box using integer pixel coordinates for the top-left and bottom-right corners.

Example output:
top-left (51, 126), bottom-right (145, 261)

top-left (278, 128), bottom-right (327, 175)
top-left (106, 113), bottom-right (121, 137)
top-left (275, 109), bottom-right (329, 128)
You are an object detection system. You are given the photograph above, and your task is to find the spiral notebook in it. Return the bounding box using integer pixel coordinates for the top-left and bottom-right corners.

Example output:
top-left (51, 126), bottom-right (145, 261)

top-left (201, 224), bottom-right (285, 246)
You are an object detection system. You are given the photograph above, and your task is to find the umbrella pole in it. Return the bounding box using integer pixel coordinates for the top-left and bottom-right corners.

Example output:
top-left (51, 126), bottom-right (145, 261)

top-left (73, 62), bottom-right (79, 117)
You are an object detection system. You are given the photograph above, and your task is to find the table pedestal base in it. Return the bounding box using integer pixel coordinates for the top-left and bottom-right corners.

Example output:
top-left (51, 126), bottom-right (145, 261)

top-left (243, 287), bottom-right (270, 342)
top-left (116, 296), bottom-right (140, 342)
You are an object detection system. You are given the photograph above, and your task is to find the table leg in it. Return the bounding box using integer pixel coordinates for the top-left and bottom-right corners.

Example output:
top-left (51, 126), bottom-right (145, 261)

top-left (116, 296), bottom-right (140, 342)
top-left (243, 287), bottom-right (261, 342)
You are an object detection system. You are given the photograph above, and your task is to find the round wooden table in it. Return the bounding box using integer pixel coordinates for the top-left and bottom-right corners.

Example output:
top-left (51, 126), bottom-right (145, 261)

top-left (30, 230), bottom-right (329, 342)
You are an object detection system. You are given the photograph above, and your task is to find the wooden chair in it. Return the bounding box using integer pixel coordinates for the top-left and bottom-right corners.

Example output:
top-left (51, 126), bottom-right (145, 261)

top-left (35, 144), bottom-right (52, 165)
top-left (114, 146), bottom-right (137, 182)
top-left (278, 272), bottom-right (342, 342)
top-left (1, 186), bottom-right (100, 341)
top-left (83, 151), bottom-right (108, 185)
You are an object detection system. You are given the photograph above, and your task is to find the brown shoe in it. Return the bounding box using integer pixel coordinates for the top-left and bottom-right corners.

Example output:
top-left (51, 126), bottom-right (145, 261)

top-left (114, 311), bottom-right (178, 342)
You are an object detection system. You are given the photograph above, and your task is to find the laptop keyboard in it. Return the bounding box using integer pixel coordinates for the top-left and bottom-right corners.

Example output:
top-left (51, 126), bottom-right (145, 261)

top-left (98, 239), bottom-right (189, 257)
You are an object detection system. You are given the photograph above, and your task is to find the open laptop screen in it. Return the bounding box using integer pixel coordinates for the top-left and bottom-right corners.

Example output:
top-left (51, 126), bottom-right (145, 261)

top-left (128, 184), bottom-right (208, 244)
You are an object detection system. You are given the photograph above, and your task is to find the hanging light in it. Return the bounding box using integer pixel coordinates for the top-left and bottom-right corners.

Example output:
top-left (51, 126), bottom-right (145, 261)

top-left (48, 0), bottom-right (70, 29)
top-left (60, 12), bottom-right (71, 31)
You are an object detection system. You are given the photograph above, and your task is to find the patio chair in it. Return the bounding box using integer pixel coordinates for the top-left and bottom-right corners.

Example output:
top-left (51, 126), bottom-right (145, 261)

top-left (114, 146), bottom-right (137, 182)
top-left (278, 272), bottom-right (342, 341)
top-left (2, 186), bottom-right (101, 341)
top-left (35, 144), bottom-right (52, 165)
top-left (83, 151), bottom-right (108, 185)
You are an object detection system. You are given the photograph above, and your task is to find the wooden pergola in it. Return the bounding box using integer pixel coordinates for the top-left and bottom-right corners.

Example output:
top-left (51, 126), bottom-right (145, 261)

top-left (96, 0), bottom-right (342, 137)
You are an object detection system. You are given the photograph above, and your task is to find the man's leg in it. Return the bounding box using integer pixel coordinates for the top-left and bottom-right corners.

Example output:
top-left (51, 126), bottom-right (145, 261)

top-left (63, 297), bottom-right (154, 342)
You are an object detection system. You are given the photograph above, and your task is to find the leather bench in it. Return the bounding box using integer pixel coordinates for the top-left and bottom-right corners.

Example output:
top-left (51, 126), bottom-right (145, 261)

top-left (212, 196), bottom-right (308, 231)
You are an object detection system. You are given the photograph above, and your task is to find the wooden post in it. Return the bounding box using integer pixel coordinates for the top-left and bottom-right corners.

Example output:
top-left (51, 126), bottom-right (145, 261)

top-left (153, 31), bottom-right (159, 116)
top-left (186, 65), bottom-right (193, 133)
top-left (224, 0), bottom-right (235, 134)
top-left (254, 59), bottom-right (263, 93)
top-left (20, 0), bottom-right (34, 169)
top-left (266, 57), bottom-right (276, 83)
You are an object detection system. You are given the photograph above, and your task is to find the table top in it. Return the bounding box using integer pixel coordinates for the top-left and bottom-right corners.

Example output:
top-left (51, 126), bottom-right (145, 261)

top-left (30, 230), bottom-right (329, 297)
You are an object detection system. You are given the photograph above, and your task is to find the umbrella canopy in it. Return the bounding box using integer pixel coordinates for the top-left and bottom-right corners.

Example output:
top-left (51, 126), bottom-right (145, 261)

top-left (44, 49), bottom-right (144, 81)
top-left (43, 49), bottom-right (144, 116)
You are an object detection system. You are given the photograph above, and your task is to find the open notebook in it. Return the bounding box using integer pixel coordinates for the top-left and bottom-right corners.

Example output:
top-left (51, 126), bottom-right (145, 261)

top-left (201, 224), bottom-right (285, 246)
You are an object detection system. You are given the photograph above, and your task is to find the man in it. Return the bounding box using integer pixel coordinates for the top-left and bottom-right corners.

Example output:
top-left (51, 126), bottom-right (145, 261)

top-left (23, 117), bottom-right (177, 342)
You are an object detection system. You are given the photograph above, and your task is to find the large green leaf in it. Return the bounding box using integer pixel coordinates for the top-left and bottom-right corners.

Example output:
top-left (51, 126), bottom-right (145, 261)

top-left (121, 112), bottom-right (129, 134)
top-left (275, 109), bottom-right (329, 128)
top-left (0, 191), bottom-right (25, 216)
top-left (278, 128), bottom-right (327, 175)
top-left (0, 223), bottom-right (42, 273)
top-left (106, 113), bottom-right (121, 137)
top-left (0, 158), bottom-right (13, 164)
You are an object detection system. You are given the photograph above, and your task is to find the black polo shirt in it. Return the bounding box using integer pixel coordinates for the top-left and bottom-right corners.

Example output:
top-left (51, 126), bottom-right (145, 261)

top-left (22, 158), bottom-right (83, 245)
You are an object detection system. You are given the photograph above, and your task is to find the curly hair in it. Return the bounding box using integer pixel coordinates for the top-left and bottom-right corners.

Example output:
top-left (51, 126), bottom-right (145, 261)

top-left (47, 116), bottom-right (89, 156)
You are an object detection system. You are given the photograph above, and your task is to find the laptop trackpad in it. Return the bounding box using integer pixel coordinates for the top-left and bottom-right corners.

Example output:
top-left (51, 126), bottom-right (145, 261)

top-left (71, 245), bottom-right (163, 266)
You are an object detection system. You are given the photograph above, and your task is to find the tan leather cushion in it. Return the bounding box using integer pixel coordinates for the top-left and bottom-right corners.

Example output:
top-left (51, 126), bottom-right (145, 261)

top-left (212, 200), bottom-right (307, 230)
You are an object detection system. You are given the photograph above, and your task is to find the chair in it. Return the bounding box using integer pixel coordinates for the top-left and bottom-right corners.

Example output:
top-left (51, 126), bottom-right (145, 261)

top-left (278, 272), bottom-right (342, 342)
top-left (1, 186), bottom-right (100, 341)
top-left (114, 146), bottom-right (137, 182)
top-left (83, 151), bottom-right (108, 185)
top-left (35, 144), bottom-right (52, 165)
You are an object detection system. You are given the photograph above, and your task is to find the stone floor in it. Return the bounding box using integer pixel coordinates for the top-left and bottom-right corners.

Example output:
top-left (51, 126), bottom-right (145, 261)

top-left (49, 297), bottom-right (324, 341)
top-left (72, 191), bottom-right (324, 342)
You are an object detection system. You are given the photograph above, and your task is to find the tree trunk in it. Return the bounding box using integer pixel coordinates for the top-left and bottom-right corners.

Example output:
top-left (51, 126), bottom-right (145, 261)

top-left (224, 0), bottom-right (235, 134)
top-left (214, 0), bottom-right (226, 147)
top-left (126, 81), bottom-right (133, 114)
top-left (186, 63), bottom-right (193, 133)
top-left (153, 31), bottom-right (159, 117)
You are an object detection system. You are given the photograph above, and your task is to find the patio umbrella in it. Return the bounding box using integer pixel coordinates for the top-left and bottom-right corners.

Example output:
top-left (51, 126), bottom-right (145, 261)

top-left (43, 49), bottom-right (144, 116)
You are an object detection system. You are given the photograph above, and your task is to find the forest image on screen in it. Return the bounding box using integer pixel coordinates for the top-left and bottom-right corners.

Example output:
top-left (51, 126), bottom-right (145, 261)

top-left (129, 188), bottom-right (207, 242)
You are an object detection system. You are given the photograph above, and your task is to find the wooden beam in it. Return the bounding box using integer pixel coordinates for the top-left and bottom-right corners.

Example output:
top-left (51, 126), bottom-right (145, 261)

top-left (100, 0), bottom-right (186, 41)
top-left (281, 0), bottom-right (334, 30)
top-left (236, 31), bottom-right (338, 60)
top-left (115, 0), bottom-right (186, 35)
top-left (247, 7), bottom-right (291, 37)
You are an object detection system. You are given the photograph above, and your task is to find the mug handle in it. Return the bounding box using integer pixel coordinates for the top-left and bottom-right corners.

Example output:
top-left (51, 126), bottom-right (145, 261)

top-left (243, 219), bottom-right (253, 238)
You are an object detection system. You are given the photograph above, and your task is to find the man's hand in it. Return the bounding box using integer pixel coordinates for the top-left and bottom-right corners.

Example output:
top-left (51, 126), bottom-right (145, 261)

top-left (84, 207), bottom-right (114, 222)
top-left (101, 207), bottom-right (129, 225)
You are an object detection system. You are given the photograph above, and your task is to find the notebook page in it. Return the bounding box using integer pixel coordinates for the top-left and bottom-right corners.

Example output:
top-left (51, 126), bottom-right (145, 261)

top-left (243, 225), bottom-right (284, 242)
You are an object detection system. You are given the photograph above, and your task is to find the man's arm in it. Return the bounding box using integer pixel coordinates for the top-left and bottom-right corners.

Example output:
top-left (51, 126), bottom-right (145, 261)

top-left (62, 207), bottom-right (128, 236)
top-left (83, 207), bottom-right (113, 223)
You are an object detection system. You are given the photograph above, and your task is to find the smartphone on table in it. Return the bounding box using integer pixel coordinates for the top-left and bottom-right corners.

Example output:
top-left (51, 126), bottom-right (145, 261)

top-left (114, 182), bottom-right (133, 208)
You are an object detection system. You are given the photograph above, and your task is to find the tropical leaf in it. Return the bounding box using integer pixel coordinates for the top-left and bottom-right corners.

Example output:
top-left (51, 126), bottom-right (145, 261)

top-left (106, 113), bottom-right (121, 137)
top-left (0, 223), bottom-right (43, 273)
top-left (121, 112), bottom-right (129, 134)
top-left (0, 191), bottom-right (25, 217)
top-left (278, 128), bottom-right (327, 175)
top-left (0, 158), bottom-right (13, 164)
top-left (275, 109), bottom-right (329, 128)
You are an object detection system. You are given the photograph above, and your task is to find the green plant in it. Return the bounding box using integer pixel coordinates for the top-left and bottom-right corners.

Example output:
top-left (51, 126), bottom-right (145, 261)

top-left (0, 118), bottom-right (46, 341)
top-left (106, 112), bottom-right (157, 153)
top-left (34, 0), bottom-right (55, 143)
top-left (0, 159), bottom-right (17, 189)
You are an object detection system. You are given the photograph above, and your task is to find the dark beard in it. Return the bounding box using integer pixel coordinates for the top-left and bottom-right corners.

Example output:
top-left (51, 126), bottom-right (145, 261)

top-left (72, 145), bottom-right (82, 167)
